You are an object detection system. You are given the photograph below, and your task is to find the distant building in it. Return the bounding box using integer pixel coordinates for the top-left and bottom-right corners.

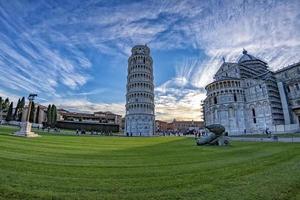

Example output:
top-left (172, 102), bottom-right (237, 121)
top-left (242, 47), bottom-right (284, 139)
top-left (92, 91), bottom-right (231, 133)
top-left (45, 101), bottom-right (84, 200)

top-left (155, 120), bottom-right (169, 132)
top-left (156, 119), bottom-right (204, 132)
top-left (57, 111), bottom-right (122, 132)
top-left (125, 45), bottom-right (155, 136)
top-left (60, 111), bottom-right (121, 124)
top-left (172, 119), bottom-right (204, 132)
top-left (203, 49), bottom-right (300, 135)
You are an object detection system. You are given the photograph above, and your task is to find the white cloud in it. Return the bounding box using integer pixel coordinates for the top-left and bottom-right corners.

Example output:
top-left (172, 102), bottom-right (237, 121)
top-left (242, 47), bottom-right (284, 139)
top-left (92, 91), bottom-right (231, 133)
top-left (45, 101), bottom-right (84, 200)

top-left (155, 0), bottom-right (300, 121)
top-left (44, 98), bottom-right (125, 116)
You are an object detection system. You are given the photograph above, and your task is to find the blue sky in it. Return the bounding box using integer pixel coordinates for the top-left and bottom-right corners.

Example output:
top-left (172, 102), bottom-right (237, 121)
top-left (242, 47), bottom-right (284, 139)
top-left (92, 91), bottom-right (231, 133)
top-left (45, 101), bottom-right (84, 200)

top-left (0, 0), bottom-right (300, 121)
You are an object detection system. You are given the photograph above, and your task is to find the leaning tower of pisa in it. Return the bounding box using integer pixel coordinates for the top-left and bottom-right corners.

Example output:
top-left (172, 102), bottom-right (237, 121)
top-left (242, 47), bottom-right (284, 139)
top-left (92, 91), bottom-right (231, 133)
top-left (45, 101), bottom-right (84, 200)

top-left (125, 45), bottom-right (155, 136)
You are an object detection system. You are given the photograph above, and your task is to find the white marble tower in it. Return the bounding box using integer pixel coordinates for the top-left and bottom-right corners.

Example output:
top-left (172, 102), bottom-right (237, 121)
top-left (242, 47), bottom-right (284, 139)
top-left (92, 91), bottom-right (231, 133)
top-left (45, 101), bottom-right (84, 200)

top-left (125, 45), bottom-right (155, 136)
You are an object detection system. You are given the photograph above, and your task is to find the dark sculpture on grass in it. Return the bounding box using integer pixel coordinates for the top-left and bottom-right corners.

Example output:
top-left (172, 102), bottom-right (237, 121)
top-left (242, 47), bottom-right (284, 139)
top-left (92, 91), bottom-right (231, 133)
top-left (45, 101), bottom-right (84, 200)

top-left (196, 124), bottom-right (229, 146)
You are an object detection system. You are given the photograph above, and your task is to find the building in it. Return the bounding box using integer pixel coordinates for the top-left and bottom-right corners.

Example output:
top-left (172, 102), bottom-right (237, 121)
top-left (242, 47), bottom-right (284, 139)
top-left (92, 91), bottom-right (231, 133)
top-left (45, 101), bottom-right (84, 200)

top-left (125, 45), bottom-right (155, 136)
top-left (60, 111), bottom-right (121, 125)
top-left (57, 111), bottom-right (122, 132)
top-left (155, 120), bottom-right (169, 132)
top-left (172, 119), bottom-right (204, 132)
top-left (274, 63), bottom-right (300, 126)
top-left (156, 119), bottom-right (204, 132)
top-left (21, 104), bottom-right (122, 132)
top-left (203, 49), bottom-right (300, 135)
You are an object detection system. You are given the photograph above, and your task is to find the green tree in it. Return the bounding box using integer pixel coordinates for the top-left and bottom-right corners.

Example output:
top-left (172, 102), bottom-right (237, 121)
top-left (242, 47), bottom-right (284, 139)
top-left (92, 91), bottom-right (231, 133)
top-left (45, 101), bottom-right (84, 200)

top-left (50, 104), bottom-right (57, 127)
top-left (3, 98), bottom-right (9, 111)
top-left (29, 101), bottom-right (35, 123)
top-left (13, 98), bottom-right (21, 120)
top-left (18, 97), bottom-right (25, 121)
top-left (0, 97), bottom-right (3, 120)
top-left (47, 104), bottom-right (51, 126)
top-left (5, 102), bottom-right (13, 122)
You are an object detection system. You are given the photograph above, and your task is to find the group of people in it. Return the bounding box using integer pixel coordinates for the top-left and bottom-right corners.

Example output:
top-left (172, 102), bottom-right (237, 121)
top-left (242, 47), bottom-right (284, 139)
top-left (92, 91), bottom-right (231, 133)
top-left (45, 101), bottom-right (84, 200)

top-left (126, 132), bottom-right (143, 136)
top-left (157, 129), bottom-right (205, 137)
top-left (40, 126), bottom-right (61, 133)
top-left (75, 129), bottom-right (113, 136)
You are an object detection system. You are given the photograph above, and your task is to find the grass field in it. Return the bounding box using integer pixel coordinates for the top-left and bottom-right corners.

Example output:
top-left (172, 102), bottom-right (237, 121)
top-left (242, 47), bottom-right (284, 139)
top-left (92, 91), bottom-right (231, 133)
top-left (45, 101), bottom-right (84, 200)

top-left (0, 126), bottom-right (300, 200)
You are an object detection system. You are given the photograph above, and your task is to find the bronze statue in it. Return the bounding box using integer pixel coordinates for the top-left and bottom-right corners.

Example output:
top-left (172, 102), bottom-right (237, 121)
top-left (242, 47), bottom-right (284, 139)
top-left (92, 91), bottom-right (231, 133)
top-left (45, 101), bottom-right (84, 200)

top-left (196, 124), bottom-right (229, 146)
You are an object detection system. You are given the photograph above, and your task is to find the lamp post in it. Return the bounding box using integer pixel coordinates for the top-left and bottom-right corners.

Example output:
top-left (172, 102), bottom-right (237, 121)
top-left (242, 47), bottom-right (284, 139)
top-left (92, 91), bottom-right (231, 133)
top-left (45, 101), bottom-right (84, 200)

top-left (26, 94), bottom-right (37, 122)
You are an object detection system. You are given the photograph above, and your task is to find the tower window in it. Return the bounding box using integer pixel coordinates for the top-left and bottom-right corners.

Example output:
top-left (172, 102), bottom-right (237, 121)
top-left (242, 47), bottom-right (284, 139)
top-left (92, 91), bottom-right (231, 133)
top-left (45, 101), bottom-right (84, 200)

top-left (252, 108), bottom-right (256, 117)
top-left (252, 108), bottom-right (256, 124)
top-left (234, 94), bottom-right (237, 102)
top-left (214, 97), bottom-right (217, 104)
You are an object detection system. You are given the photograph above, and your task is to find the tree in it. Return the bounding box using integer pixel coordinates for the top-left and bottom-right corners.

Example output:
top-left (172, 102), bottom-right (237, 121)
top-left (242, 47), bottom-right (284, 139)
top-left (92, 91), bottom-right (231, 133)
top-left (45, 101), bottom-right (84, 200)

top-left (18, 97), bottom-right (25, 121)
top-left (3, 98), bottom-right (9, 111)
top-left (5, 102), bottom-right (13, 122)
top-left (13, 98), bottom-right (20, 120)
top-left (47, 104), bottom-right (51, 126)
top-left (50, 104), bottom-right (57, 127)
top-left (35, 105), bottom-right (40, 124)
top-left (0, 97), bottom-right (3, 120)
top-left (29, 101), bottom-right (35, 123)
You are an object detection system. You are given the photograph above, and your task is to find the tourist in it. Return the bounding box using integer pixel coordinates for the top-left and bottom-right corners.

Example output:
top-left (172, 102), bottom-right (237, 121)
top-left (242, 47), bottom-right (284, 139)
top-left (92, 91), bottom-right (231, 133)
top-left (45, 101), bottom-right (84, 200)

top-left (265, 128), bottom-right (269, 135)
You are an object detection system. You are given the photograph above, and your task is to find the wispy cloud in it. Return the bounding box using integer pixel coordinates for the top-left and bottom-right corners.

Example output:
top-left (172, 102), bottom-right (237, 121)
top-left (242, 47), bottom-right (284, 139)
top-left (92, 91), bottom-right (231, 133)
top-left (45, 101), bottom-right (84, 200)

top-left (44, 98), bottom-right (125, 116)
top-left (0, 0), bottom-right (299, 120)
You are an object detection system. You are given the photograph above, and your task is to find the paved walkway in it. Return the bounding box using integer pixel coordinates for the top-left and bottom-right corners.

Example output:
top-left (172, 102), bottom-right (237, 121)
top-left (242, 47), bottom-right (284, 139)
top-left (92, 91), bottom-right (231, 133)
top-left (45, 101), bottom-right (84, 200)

top-left (230, 137), bottom-right (300, 143)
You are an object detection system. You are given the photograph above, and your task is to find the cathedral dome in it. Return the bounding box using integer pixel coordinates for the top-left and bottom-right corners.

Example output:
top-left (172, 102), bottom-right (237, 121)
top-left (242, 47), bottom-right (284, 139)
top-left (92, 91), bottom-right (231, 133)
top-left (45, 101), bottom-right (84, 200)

top-left (238, 49), bottom-right (258, 63)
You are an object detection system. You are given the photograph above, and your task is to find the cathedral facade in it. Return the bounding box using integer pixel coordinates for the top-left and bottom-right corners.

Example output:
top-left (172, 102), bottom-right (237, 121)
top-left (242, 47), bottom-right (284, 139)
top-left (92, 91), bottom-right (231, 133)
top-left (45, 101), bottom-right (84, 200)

top-left (203, 50), bottom-right (300, 135)
top-left (125, 45), bottom-right (155, 136)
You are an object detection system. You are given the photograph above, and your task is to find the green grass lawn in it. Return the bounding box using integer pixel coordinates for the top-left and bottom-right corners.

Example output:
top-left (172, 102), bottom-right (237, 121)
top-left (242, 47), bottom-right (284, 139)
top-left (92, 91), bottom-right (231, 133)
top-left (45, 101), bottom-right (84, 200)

top-left (0, 126), bottom-right (300, 200)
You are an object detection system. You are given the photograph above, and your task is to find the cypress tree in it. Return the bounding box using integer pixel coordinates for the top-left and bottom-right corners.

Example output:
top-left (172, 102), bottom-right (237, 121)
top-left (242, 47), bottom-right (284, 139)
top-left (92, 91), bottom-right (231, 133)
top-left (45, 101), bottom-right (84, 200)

top-left (20, 97), bottom-right (25, 108)
top-left (3, 98), bottom-right (9, 111)
top-left (18, 97), bottom-right (25, 121)
top-left (29, 101), bottom-right (35, 123)
top-left (53, 105), bottom-right (57, 127)
top-left (0, 97), bottom-right (3, 120)
top-left (5, 102), bottom-right (13, 121)
top-left (13, 99), bottom-right (20, 120)
top-left (47, 104), bottom-right (51, 126)
top-left (50, 104), bottom-right (57, 127)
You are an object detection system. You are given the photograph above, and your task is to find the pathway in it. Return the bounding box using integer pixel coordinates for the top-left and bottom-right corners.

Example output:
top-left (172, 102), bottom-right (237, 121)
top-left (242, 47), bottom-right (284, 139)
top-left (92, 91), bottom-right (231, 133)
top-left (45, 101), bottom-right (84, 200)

top-left (230, 137), bottom-right (300, 143)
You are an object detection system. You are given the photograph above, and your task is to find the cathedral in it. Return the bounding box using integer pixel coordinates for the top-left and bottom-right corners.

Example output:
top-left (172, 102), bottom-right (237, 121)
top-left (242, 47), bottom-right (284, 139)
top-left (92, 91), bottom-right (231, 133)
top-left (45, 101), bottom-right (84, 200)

top-left (203, 50), bottom-right (300, 135)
